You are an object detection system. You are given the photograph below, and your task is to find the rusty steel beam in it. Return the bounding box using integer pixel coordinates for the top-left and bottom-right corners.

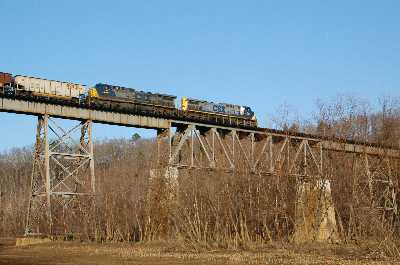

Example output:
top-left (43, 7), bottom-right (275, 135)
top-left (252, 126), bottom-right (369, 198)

top-left (321, 141), bottom-right (400, 158)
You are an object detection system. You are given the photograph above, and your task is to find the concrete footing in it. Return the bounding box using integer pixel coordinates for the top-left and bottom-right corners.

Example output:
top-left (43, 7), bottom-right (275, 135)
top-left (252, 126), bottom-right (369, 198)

top-left (15, 237), bottom-right (52, 246)
top-left (293, 180), bottom-right (340, 244)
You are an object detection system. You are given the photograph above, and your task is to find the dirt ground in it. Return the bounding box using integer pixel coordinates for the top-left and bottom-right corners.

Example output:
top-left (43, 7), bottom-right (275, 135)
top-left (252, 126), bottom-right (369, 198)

top-left (0, 238), bottom-right (399, 265)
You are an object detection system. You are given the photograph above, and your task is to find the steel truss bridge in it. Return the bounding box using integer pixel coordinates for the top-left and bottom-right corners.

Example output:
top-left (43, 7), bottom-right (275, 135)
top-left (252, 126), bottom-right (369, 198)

top-left (0, 97), bottom-right (399, 237)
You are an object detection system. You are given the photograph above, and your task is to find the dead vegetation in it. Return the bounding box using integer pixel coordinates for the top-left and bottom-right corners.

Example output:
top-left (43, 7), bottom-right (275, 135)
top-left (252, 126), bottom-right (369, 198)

top-left (1, 238), bottom-right (399, 265)
top-left (0, 94), bottom-right (400, 261)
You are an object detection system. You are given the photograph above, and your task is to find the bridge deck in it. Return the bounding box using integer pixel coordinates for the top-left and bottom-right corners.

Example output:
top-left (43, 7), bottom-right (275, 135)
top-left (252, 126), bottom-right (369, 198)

top-left (0, 97), bottom-right (170, 129)
top-left (1, 97), bottom-right (399, 158)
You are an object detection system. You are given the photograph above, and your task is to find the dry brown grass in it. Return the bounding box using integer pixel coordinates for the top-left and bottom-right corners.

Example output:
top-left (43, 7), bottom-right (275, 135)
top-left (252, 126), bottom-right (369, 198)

top-left (1, 239), bottom-right (399, 265)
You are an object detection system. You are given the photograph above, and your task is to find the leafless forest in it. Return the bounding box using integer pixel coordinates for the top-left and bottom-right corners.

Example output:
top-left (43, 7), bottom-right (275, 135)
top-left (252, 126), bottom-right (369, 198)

top-left (1, 95), bottom-right (400, 255)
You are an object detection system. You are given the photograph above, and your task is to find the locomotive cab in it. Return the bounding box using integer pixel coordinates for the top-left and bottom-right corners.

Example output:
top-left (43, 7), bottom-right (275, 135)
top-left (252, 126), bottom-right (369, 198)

top-left (243, 106), bottom-right (257, 121)
top-left (243, 106), bottom-right (254, 116)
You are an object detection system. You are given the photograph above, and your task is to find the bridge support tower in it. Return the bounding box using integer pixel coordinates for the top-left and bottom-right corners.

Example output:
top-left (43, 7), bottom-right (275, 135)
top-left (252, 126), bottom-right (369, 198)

top-left (25, 115), bottom-right (96, 238)
top-left (158, 121), bottom-right (398, 242)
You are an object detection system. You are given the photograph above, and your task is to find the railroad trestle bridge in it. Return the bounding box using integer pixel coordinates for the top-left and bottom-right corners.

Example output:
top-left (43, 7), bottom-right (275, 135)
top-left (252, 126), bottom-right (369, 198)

top-left (0, 97), bottom-right (399, 238)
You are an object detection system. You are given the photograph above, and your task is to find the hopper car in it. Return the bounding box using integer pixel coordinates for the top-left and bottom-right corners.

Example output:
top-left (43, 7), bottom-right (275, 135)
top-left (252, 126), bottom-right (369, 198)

top-left (0, 72), bottom-right (13, 88)
top-left (0, 73), bottom-right (86, 104)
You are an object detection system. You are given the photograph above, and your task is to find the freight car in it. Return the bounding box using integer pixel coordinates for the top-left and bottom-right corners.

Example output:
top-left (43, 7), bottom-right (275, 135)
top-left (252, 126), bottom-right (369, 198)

top-left (181, 97), bottom-right (257, 122)
top-left (0, 72), bottom-right (13, 88)
top-left (13, 75), bottom-right (86, 100)
top-left (0, 74), bottom-right (86, 104)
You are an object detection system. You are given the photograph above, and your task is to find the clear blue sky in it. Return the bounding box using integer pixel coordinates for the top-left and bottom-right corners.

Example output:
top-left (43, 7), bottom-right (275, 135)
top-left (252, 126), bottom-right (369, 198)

top-left (0, 0), bottom-right (399, 151)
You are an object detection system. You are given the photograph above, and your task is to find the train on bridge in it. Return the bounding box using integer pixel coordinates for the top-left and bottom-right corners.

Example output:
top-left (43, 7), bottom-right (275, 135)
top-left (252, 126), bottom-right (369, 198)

top-left (0, 72), bottom-right (257, 128)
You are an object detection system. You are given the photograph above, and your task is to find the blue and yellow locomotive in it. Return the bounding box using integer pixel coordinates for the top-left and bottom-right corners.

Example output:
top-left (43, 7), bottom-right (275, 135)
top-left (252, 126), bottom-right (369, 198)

top-left (181, 97), bottom-right (256, 121)
top-left (87, 83), bottom-right (176, 109)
